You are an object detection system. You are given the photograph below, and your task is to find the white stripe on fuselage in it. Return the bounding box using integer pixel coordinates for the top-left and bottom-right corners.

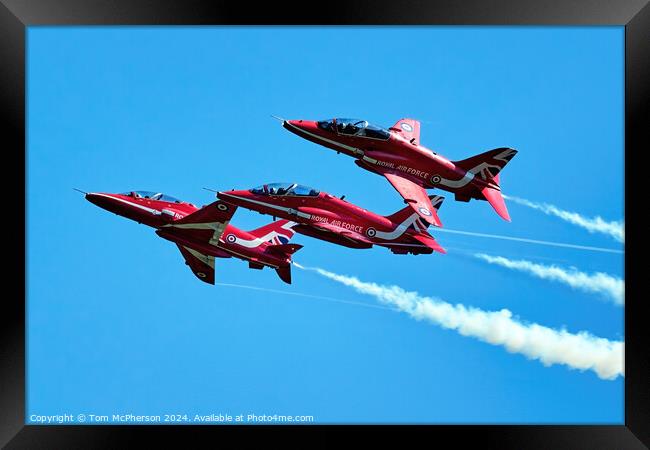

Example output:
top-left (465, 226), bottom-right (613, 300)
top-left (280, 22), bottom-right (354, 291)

top-left (374, 213), bottom-right (422, 241)
top-left (229, 221), bottom-right (296, 249)
top-left (436, 148), bottom-right (514, 189)
top-left (437, 171), bottom-right (475, 189)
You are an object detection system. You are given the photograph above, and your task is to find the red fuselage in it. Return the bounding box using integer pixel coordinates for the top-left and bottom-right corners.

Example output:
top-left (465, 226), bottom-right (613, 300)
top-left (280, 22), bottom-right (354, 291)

top-left (85, 192), bottom-right (293, 269)
top-left (283, 119), bottom-right (500, 200)
top-left (217, 186), bottom-right (444, 255)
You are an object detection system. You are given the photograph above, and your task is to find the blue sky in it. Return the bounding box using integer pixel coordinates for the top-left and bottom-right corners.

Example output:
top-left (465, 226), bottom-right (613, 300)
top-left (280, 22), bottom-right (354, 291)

top-left (27, 26), bottom-right (624, 424)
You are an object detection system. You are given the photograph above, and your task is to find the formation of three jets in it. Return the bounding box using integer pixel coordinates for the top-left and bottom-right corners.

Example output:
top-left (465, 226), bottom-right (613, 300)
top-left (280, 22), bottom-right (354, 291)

top-left (83, 116), bottom-right (517, 284)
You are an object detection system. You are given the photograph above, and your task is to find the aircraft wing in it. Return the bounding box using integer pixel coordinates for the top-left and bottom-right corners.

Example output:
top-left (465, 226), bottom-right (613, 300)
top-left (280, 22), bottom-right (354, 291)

top-left (391, 118), bottom-right (421, 145)
top-left (382, 172), bottom-right (443, 227)
top-left (176, 244), bottom-right (216, 284)
top-left (162, 200), bottom-right (236, 245)
top-left (312, 221), bottom-right (374, 245)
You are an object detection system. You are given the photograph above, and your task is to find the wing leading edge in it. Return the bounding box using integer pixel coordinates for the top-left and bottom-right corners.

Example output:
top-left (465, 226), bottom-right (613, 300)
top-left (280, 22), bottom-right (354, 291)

top-left (382, 172), bottom-right (443, 227)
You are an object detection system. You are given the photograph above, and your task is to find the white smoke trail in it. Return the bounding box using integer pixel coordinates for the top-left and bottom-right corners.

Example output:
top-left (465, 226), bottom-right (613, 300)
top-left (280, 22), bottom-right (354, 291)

top-left (504, 195), bottom-right (625, 243)
top-left (474, 254), bottom-right (624, 306)
top-left (436, 228), bottom-right (623, 254)
top-left (300, 266), bottom-right (623, 380)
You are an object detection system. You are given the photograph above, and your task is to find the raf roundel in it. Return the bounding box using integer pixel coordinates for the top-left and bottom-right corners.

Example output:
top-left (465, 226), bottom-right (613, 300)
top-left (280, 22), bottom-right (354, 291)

top-left (431, 174), bottom-right (442, 184)
top-left (400, 122), bottom-right (413, 132)
top-left (418, 207), bottom-right (432, 217)
top-left (366, 227), bottom-right (377, 238)
top-left (217, 203), bottom-right (229, 211)
top-left (197, 272), bottom-right (206, 278)
top-left (225, 234), bottom-right (237, 244)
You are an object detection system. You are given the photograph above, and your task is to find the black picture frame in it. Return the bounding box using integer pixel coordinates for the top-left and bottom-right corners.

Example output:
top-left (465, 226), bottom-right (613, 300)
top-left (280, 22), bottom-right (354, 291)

top-left (2, 0), bottom-right (647, 447)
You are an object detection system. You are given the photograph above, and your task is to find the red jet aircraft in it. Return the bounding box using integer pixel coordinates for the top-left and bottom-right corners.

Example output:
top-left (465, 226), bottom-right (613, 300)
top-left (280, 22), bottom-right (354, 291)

top-left (279, 117), bottom-right (517, 224)
top-left (83, 190), bottom-right (302, 284)
top-left (217, 183), bottom-right (446, 255)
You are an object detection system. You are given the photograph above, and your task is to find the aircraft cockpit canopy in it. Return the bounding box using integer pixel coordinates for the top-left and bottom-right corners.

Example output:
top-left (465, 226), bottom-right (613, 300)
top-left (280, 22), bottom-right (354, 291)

top-left (250, 183), bottom-right (320, 197)
top-left (121, 191), bottom-right (183, 203)
top-left (317, 118), bottom-right (390, 140)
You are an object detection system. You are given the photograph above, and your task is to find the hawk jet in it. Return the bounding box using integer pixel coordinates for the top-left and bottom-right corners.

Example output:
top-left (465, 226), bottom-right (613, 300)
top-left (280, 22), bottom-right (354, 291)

top-left (279, 117), bottom-right (517, 224)
top-left (83, 190), bottom-right (301, 284)
top-left (218, 182), bottom-right (445, 255)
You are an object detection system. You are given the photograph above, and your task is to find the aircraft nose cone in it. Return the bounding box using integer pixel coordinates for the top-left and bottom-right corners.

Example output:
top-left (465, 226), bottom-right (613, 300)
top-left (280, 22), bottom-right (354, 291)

top-left (85, 192), bottom-right (102, 206)
top-left (285, 119), bottom-right (311, 130)
top-left (285, 119), bottom-right (320, 134)
top-left (85, 192), bottom-right (117, 211)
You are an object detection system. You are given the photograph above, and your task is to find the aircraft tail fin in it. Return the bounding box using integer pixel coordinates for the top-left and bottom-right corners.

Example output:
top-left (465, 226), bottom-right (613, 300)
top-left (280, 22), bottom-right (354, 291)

top-left (275, 265), bottom-right (293, 284)
top-left (454, 148), bottom-right (516, 222)
top-left (385, 195), bottom-right (444, 230)
top-left (482, 186), bottom-right (511, 222)
top-left (267, 242), bottom-right (303, 284)
top-left (454, 147), bottom-right (517, 181)
top-left (248, 219), bottom-right (297, 245)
